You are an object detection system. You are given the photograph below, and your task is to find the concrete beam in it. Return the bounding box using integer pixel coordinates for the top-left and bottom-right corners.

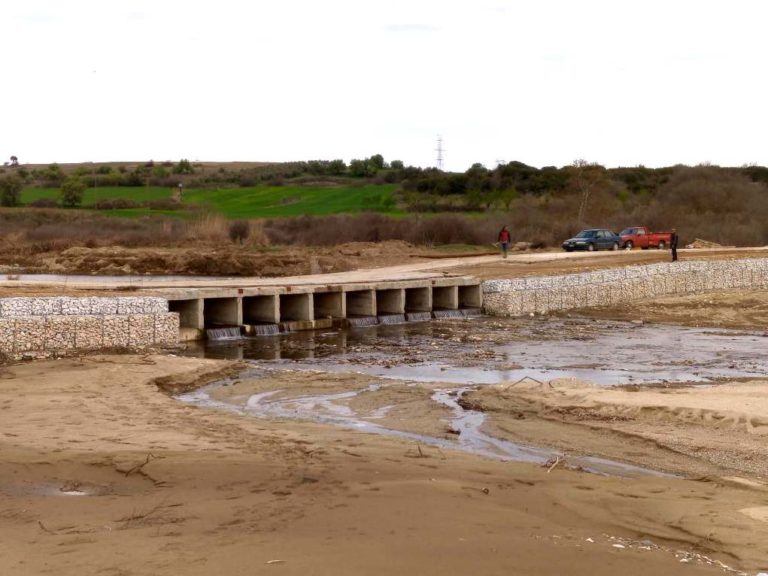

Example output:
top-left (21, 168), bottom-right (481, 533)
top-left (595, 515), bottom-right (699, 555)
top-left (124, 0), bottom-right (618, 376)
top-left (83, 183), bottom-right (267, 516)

top-left (376, 288), bottom-right (405, 315)
top-left (243, 295), bottom-right (279, 324)
top-left (432, 286), bottom-right (458, 310)
top-left (346, 289), bottom-right (376, 317)
top-left (405, 287), bottom-right (431, 312)
top-left (204, 297), bottom-right (242, 326)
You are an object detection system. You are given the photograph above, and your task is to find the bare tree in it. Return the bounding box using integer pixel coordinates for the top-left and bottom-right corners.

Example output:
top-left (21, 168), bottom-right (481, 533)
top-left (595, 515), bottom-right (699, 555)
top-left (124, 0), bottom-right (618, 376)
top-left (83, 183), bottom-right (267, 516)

top-left (569, 159), bottom-right (607, 224)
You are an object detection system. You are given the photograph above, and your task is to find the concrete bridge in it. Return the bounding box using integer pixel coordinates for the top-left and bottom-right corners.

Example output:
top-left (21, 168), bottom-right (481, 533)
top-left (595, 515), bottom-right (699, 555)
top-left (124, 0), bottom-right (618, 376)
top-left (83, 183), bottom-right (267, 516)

top-left (158, 277), bottom-right (482, 340)
top-left (6, 248), bottom-right (767, 348)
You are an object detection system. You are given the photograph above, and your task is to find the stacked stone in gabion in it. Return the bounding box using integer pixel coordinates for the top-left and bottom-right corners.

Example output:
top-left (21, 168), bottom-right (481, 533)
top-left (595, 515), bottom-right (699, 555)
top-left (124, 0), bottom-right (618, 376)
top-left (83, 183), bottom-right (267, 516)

top-left (482, 258), bottom-right (768, 317)
top-left (0, 296), bottom-right (177, 359)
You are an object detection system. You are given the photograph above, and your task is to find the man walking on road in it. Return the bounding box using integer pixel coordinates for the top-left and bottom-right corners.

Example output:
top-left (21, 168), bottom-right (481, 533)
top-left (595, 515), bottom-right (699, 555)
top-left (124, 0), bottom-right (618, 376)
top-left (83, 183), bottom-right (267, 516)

top-left (671, 228), bottom-right (679, 262)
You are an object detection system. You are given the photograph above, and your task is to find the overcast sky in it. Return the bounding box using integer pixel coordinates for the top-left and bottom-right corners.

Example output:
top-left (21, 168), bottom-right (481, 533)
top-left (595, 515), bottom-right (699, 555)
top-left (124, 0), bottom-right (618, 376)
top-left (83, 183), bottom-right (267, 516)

top-left (4, 0), bottom-right (768, 171)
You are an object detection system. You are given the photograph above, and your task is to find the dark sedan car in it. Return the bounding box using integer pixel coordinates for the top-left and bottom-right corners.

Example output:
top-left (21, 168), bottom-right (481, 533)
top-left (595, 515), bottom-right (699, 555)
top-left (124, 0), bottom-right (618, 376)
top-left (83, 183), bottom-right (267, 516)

top-left (562, 229), bottom-right (621, 252)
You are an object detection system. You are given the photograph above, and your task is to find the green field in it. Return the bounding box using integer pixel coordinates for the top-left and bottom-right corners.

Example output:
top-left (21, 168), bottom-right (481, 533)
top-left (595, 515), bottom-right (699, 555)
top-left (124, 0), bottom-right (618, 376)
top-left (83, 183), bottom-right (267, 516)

top-left (20, 184), bottom-right (401, 219)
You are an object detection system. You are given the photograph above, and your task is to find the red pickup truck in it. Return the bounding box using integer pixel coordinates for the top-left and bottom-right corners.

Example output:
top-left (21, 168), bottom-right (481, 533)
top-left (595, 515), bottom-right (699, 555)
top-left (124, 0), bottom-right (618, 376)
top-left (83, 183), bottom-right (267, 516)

top-left (619, 226), bottom-right (673, 250)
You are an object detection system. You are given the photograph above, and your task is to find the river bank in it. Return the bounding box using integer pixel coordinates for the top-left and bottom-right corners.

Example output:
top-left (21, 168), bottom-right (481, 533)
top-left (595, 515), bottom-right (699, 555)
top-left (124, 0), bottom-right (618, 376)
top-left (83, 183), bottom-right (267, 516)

top-left (1, 353), bottom-right (767, 575)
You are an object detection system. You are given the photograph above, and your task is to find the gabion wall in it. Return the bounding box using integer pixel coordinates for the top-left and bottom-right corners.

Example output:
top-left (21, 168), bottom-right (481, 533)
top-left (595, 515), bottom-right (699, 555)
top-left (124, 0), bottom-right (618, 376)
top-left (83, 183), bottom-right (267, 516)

top-left (482, 258), bottom-right (768, 316)
top-left (0, 297), bottom-right (178, 359)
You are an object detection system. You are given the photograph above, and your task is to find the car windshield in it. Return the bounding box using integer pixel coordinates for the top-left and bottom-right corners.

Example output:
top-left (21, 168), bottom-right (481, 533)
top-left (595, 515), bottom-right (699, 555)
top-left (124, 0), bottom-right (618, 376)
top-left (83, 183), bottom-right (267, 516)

top-left (619, 228), bottom-right (633, 236)
top-left (574, 230), bottom-right (596, 238)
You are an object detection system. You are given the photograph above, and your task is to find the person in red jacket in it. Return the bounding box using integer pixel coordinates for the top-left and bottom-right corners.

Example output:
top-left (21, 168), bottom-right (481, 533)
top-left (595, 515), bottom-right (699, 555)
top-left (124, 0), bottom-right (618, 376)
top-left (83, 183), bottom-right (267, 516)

top-left (497, 225), bottom-right (511, 258)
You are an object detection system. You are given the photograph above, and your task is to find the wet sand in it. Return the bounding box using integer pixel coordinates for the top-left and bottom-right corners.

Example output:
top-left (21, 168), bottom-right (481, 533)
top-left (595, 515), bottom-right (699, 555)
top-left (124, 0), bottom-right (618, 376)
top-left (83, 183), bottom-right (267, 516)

top-left (2, 354), bottom-right (768, 575)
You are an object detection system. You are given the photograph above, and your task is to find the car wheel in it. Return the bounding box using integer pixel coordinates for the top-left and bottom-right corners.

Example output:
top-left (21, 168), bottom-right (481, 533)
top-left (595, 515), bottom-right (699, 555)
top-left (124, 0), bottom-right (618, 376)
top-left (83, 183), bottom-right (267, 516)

top-left (587, 243), bottom-right (595, 252)
top-left (657, 240), bottom-right (666, 250)
top-left (624, 241), bottom-right (633, 250)
top-left (611, 242), bottom-right (619, 251)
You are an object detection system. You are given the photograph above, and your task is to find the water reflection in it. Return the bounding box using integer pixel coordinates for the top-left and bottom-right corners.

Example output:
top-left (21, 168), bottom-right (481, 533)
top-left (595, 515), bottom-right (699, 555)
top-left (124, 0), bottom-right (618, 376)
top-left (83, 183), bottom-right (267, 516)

top-left (182, 317), bottom-right (768, 385)
top-left (186, 322), bottom-right (443, 362)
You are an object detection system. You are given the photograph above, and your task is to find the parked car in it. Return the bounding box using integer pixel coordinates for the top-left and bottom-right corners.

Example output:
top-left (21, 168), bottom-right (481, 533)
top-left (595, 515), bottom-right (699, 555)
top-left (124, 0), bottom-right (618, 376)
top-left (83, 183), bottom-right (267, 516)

top-left (561, 229), bottom-right (621, 252)
top-left (619, 226), bottom-right (673, 250)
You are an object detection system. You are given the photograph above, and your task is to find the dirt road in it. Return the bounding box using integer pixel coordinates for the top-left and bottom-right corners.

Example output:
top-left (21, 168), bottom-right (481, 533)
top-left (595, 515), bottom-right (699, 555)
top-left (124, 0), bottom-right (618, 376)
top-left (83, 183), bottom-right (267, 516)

top-left (2, 245), bottom-right (767, 294)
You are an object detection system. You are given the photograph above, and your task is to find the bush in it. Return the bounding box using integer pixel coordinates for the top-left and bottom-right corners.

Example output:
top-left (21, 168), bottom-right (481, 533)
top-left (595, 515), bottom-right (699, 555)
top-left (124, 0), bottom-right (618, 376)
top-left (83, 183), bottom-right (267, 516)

top-left (228, 220), bottom-right (250, 244)
top-left (28, 198), bottom-right (59, 208)
top-left (143, 199), bottom-right (183, 210)
top-left (173, 158), bottom-right (195, 174)
top-left (92, 198), bottom-right (140, 210)
top-left (60, 177), bottom-right (86, 208)
top-left (0, 174), bottom-right (23, 206)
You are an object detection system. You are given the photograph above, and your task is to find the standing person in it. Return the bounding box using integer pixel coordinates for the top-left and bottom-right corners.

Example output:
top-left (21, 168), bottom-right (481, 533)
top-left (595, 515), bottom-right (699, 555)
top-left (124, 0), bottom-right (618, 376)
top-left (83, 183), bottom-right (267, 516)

top-left (670, 228), bottom-right (679, 262)
top-left (497, 225), bottom-right (511, 259)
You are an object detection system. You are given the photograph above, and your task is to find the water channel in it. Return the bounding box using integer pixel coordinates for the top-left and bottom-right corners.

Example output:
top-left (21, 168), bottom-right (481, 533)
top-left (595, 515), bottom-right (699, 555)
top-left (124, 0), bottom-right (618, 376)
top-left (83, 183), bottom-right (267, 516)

top-left (179, 316), bottom-right (768, 477)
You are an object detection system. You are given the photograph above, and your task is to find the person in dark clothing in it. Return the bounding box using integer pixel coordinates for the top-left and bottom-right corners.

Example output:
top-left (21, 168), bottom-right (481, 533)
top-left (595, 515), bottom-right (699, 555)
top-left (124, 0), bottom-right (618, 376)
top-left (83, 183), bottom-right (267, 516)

top-left (497, 225), bottom-right (511, 258)
top-left (670, 228), bottom-right (679, 262)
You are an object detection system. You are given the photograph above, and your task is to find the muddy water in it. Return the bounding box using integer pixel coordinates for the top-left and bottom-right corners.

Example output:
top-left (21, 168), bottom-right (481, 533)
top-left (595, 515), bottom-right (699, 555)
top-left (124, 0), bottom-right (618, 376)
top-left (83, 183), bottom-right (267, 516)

top-left (179, 378), bottom-right (668, 478)
top-left (179, 317), bottom-right (767, 476)
top-left (186, 317), bottom-right (768, 386)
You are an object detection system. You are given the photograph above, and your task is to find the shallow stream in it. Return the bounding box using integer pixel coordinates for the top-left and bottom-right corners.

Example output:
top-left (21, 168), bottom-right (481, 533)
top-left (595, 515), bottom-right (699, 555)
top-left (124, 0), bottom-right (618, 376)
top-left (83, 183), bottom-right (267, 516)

top-left (186, 316), bottom-right (768, 385)
top-left (179, 317), bottom-right (768, 476)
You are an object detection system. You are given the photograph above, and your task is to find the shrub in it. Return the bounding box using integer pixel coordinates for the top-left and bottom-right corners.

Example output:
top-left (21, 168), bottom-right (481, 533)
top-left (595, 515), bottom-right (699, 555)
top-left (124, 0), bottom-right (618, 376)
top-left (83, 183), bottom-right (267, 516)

top-left (173, 158), bottom-right (195, 174)
top-left (60, 177), bottom-right (86, 207)
top-left (228, 220), bottom-right (250, 244)
top-left (143, 199), bottom-right (183, 210)
top-left (92, 198), bottom-right (139, 210)
top-left (0, 174), bottom-right (23, 206)
top-left (28, 198), bottom-right (59, 208)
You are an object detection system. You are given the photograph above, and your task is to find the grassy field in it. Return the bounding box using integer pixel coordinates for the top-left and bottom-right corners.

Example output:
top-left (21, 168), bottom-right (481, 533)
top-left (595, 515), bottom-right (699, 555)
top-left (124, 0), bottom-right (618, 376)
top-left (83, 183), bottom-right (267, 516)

top-left (20, 184), bottom-right (400, 219)
top-left (22, 187), bottom-right (172, 205)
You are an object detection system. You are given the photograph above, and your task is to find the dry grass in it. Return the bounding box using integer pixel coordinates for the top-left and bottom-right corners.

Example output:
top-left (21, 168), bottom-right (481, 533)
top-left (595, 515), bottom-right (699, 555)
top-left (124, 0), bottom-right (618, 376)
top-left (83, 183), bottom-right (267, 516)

top-left (0, 209), bottom-right (270, 254)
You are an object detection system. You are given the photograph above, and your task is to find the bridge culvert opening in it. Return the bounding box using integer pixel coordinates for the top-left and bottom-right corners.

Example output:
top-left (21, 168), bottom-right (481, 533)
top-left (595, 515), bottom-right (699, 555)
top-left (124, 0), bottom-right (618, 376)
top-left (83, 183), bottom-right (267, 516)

top-left (204, 297), bottom-right (241, 328)
top-left (314, 291), bottom-right (344, 319)
top-left (405, 287), bottom-right (431, 313)
top-left (279, 293), bottom-right (312, 322)
top-left (376, 288), bottom-right (404, 315)
top-left (346, 290), bottom-right (375, 317)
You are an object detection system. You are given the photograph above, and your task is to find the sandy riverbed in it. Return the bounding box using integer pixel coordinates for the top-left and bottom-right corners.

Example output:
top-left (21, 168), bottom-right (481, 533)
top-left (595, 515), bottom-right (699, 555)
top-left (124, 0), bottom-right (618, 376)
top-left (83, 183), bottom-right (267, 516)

top-left (1, 352), bottom-right (768, 575)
